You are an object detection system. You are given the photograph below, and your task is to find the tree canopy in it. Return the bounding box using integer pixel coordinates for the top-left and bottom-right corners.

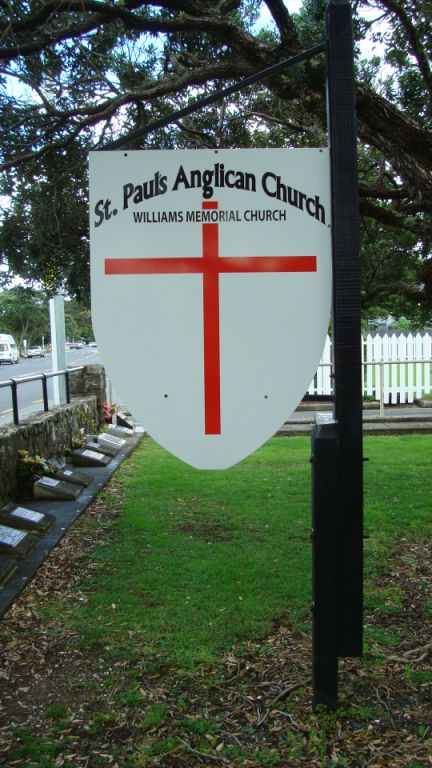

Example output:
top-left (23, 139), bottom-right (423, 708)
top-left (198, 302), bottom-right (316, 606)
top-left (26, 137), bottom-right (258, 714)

top-left (0, 286), bottom-right (48, 348)
top-left (0, 286), bottom-right (94, 347)
top-left (0, 0), bottom-right (431, 321)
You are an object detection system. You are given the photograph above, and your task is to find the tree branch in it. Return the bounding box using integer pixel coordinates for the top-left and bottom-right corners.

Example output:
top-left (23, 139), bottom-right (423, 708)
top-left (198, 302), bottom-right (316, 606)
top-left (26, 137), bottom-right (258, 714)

top-left (0, 16), bottom-right (104, 63)
top-left (356, 84), bottom-right (432, 197)
top-left (1, 3), bottom-right (268, 65)
top-left (0, 0), bottom-right (202, 35)
top-left (263, 0), bottom-right (299, 48)
top-left (243, 109), bottom-right (305, 133)
top-left (360, 199), bottom-right (430, 235)
top-left (378, 0), bottom-right (432, 99)
top-left (359, 183), bottom-right (410, 200)
top-left (175, 120), bottom-right (218, 147)
top-left (0, 61), bottom-right (251, 171)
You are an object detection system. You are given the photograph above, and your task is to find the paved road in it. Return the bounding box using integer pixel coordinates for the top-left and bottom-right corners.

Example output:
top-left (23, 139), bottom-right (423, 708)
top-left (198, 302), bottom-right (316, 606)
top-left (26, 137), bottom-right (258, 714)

top-left (0, 347), bottom-right (101, 427)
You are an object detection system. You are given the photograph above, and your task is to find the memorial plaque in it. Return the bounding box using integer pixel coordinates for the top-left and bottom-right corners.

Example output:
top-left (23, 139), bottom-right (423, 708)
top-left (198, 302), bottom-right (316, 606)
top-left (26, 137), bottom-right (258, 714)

top-left (36, 458), bottom-right (93, 487)
top-left (108, 424), bottom-right (134, 438)
top-left (0, 505), bottom-right (54, 533)
top-left (71, 448), bottom-right (111, 467)
top-left (39, 476), bottom-right (60, 487)
top-left (34, 476), bottom-right (82, 501)
top-left (84, 439), bottom-right (117, 457)
top-left (0, 556), bottom-right (17, 587)
top-left (98, 434), bottom-right (126, 455)
top-left (56, 467), bottom-right (93, 487)
top-left (100, 433), bottom-right (126, 447)
top-left (0, 524), bottom-right (36, 557)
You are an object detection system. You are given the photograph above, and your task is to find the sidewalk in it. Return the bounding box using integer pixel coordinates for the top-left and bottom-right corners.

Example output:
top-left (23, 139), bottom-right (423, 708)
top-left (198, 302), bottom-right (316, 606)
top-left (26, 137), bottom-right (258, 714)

top-left (278, 402), bottom-right (432, 436)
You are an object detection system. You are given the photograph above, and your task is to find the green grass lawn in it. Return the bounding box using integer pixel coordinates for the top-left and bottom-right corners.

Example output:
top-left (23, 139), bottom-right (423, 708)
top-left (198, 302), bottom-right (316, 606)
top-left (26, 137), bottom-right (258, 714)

top-left (5, 434), bottom-right (432, 768)
top-left (53, 435), bottom-right (432, 670)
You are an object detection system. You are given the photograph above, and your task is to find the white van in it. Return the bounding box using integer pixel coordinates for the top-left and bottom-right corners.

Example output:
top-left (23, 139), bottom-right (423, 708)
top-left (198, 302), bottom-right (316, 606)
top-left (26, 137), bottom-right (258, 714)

top-left (0, 334), bottom-right (19, 364)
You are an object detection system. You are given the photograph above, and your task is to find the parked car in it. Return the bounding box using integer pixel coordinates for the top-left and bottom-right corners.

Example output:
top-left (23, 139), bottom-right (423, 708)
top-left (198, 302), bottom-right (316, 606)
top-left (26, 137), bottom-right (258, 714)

top-left (27, 346), bottom-right (45, 358)
top-left (0, 333), bottom-right (19, 364)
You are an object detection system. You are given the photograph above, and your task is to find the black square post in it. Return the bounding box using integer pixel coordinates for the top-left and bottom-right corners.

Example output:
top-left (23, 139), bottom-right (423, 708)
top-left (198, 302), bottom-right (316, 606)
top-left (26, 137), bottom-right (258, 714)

top-left (327, 0), bottom-right (363, 659)
top-left (311, 416), bottom-right (340, 710)
top-left (311, 0), bottom-right (363, 710)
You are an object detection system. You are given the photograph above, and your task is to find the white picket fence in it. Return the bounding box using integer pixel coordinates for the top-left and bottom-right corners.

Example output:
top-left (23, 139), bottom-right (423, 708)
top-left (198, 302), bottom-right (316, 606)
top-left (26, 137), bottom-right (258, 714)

top-left (308, 333), bottom-right (432, 404)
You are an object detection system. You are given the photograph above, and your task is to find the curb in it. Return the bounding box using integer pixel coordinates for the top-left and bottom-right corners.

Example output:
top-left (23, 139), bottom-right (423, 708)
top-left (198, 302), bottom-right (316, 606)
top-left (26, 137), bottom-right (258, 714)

top-left (277, 421), bottom-right (432, 437)
top-left (297, 401), bottom-right (380, 411)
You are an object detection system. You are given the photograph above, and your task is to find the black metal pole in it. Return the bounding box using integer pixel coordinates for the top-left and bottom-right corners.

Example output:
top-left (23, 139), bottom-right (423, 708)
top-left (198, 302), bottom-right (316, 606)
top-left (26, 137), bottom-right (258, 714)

top-left (42, 374), bottom-right (49, 412)
top-left (64, 371), bottom-right (71, 404)
top-left (10, 380), bottom-right (19, 426)
top-left (326, 0), bottom-right (363, 658)
top-left (311, 416), bottom-right (339, 710)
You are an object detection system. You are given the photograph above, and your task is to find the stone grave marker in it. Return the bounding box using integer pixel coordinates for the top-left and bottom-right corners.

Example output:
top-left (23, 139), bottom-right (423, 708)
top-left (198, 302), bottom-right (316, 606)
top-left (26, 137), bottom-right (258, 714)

top-left (48, 458), bottom-right (93, 487)
top-left (71, 448), bottom-right (111, 467)
top-left (0, 504), bottom-right (54, 533)
top-left (116, 411), bottom-right (135, 430)
top-left (0, 524), bottom-right (36, 558)
top-left (55, 467), bottom-right (93, 487)
top-left (98, 433), bottom-right (126, 455)
top-left (84, 435), bottom-right (125, 457)
top-left (108, 424), bottom-right (134, 438)
top-left (33, 476), bottom-right (83, 501)
top-left (84, 439), bottom-right (116, 457)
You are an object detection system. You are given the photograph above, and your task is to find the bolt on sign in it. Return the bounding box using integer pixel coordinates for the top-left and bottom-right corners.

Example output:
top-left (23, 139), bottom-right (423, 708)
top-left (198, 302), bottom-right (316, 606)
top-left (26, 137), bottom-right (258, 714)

top-left (90, 149), bottom-right (331, 469)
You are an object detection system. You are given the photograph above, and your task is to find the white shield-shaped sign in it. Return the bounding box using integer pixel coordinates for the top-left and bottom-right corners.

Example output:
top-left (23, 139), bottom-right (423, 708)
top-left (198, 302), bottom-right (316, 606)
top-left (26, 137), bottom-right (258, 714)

top-left (90, 149), bottom-right (331, 469)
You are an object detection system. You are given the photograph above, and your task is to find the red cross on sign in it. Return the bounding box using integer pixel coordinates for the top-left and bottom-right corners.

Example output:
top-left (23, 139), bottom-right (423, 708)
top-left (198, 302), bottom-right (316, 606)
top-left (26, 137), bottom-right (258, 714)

top-left (105, 201), bottom-right (316, 436)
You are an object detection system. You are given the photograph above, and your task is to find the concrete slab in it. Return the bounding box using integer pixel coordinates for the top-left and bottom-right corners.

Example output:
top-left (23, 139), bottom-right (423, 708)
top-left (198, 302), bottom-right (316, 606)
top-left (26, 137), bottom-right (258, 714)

top-left (277, 418), bottom-right (432, 437)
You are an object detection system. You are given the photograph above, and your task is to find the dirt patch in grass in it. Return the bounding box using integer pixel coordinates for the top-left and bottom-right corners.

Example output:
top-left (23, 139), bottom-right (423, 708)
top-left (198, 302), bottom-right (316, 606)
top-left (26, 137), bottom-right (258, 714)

top-left (176, 521), bottom-right (234, 542)
top-left (0, 480), bottom-right (431, 767)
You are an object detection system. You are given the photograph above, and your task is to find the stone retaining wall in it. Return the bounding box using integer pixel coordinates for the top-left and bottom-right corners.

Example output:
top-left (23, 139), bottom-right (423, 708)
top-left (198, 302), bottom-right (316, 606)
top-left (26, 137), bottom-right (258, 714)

top-left (69, 364), bottom-right (106, 425)
top-left (0, 396), bottom-right (98, 505)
